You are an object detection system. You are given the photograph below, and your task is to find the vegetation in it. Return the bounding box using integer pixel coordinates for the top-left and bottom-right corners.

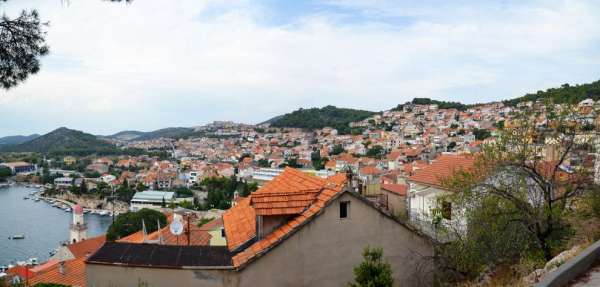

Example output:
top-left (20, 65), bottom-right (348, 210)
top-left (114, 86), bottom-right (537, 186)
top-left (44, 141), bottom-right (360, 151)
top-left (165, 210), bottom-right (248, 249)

top-left (437, 102), bottom-right (596, 282)
top-left (0, 8), bottom-right (49, 90)
top-left (0, 134), bottom-right (40, 146)
top-left (0, 127), bottom-right (118, 156)
top-left (366, 145), bottom-right (385, 159)
top-left (348, 246), bottom-right (394, 287)
top-left (0, 166), bottom-right (10, 182)
top-left (257, 158), bottom-right (271, 168)
top-left (311, 150), bottom-right (326, 170)
top-left (473, 128), bottom-right (492, 140)
top-left (331, 144), bottom-right (345, 155)
top-left (270, 105), bottom-right (375, 133)
top-left (393, 98), bottom-right (471, 111)
top-left (198, 176), bottom-right (258, 210)
top-left (106, 208), bottom-right (167, 241)
top-left (503, 80), bottom-right (600, 106)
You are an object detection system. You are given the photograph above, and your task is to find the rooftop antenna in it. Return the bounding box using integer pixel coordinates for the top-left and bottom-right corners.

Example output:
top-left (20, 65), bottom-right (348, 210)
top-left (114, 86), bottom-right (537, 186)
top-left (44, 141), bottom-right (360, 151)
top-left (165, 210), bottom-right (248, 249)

top-left (169, 216), bottom-right (183, 245)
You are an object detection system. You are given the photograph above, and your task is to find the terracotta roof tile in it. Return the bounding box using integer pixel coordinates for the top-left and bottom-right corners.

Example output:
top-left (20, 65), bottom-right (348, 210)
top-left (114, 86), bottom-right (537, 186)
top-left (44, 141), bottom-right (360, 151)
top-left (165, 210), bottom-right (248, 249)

top-left (408, 154), bottom-right (475, 187)
top-left (223, 197), bottom-right (256, 250)
top-left (227, 171), bottom-right (348, 267)
top-left (29, 257), bottom-right (86, 287)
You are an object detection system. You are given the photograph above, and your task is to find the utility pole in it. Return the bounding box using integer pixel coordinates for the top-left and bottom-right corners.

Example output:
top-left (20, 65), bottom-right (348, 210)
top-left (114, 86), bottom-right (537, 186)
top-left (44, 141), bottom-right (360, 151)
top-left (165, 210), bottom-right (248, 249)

top-left (187, 213), bottom-right (191, 246)
top-left (111, 186), bottom-right (116, 224)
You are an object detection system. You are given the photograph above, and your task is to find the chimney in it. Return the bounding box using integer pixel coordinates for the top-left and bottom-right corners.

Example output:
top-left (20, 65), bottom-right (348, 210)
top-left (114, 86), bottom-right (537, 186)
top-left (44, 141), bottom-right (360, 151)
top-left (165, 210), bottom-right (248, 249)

top-left (58, 261), bottom-right (66, 275)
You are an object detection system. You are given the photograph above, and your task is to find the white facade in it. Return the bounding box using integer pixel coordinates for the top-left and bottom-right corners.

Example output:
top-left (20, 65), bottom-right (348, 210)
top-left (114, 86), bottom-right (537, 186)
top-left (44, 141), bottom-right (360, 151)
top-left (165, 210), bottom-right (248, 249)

top-left (69, 206), bottom-right (87, 243)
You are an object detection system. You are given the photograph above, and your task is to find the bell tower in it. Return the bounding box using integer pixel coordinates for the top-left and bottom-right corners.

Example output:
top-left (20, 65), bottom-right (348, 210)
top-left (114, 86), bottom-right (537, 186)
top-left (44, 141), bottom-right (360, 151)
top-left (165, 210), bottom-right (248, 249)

top-left (69, 204), bottom-right (87, 243)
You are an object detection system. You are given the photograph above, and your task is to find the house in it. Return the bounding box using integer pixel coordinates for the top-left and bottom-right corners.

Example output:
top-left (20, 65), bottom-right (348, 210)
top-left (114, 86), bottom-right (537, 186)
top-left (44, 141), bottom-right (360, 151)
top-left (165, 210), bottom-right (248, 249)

top-left (407, 153), bottom-right (475, 231)
top-left (380, 183), bottom-right (408, 216)
top-left (63, 156), bottom-right (77, 166)
top-left (54, 177), bottom-right (74, 189)
top-left (7, 235), bottom-right (106, 287)
top-left (0, 161), bottom-right (36, 174)
top-left (86, 168), bottom-right (434, 286)
top-left (129, 191), bottom-right (175, 211)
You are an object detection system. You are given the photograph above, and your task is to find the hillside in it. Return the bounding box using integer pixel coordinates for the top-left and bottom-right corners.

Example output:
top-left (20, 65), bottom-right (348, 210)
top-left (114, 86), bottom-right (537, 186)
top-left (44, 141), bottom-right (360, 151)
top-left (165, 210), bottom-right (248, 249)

top-left (106, 127), bottom-right (195, 141)
top-left (503, 80), bottom-right (600, 106)
top-left (1, 127), bottom-right (118, 156)
top-left (0, 134), bottom-right (40, 146)
top-left (392, 98), bottom-right (472, 111)
top-left (269, 105), bottom-right (375, 133)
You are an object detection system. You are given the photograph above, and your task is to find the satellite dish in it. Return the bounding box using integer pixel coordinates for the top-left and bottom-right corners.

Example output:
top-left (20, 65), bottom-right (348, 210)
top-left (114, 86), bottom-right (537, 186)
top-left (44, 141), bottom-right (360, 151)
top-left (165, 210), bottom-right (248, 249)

top-left (169, 219), bottom-right (183, 236)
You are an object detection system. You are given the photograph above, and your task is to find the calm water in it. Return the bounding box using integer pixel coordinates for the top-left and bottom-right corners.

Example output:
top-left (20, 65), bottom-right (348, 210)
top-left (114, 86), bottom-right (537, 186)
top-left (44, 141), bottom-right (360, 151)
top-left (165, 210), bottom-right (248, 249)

top-left (0, 185), bottom-right (112, 266)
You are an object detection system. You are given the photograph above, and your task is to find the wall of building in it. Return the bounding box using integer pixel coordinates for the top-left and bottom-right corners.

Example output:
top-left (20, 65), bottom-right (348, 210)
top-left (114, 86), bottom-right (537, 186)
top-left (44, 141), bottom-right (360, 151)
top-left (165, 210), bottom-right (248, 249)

top-left (86, 192), bottom-right (434, 287)
top-left (382, 190), bottom-right (407, 217)
top-left (236, 193), bottom-right (434, 287)
top-left (86, 265), bottom-right (238, 287)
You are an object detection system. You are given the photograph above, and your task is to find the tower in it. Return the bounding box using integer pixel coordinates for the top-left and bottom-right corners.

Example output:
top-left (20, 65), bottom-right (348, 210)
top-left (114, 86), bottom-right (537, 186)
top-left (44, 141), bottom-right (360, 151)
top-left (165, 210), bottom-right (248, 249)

top-left (69, 204), bottom-right (87, 243)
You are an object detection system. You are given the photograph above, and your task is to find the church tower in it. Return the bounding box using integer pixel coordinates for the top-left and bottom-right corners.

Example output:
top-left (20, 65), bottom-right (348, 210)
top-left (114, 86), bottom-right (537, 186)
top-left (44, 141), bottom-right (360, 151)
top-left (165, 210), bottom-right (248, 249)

top-left (69, 204), bottom-right (87, 243)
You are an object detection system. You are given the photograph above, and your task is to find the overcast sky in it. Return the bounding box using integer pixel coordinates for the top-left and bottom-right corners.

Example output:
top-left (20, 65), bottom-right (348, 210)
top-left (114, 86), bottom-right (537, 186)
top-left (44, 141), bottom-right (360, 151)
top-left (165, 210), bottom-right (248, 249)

top-left (1, 0), bottom-right (599, 136)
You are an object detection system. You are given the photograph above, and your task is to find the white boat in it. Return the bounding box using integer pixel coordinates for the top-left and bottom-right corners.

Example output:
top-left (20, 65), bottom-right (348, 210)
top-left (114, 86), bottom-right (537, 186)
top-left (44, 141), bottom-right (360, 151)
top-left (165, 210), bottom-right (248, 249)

top-left (64, 208), bottom-right (71, 212)
top-left (8, 234), bottom-right (25, 240)
top-left (27, 258), bottom-right (38, 265)
top-left (98, 210), bottom-right (109, 216)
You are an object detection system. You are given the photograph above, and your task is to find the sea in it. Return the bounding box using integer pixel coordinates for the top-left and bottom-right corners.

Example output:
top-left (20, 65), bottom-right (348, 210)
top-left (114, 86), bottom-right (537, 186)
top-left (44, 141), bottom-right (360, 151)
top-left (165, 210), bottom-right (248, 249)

top-left (0, 185), bottom-right (112, 266)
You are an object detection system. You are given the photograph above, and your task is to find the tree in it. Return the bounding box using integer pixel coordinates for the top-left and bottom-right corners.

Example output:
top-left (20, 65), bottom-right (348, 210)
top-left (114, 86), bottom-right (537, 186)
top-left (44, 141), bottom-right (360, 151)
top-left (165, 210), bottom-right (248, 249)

top-left (258, 158), bottom-right (271, 168)
top-left (0, 9), bottom-right (49, 89)
top-left (473, 128), bottom-right (491, 140)
top-left (348, 246), bottom-right (394, 287)
top-left (79, 179), bottom-right (87, 194)
top-left (311, 150), bottom-right (324, 170)
top-left (0, 166), bottom-right (10, 182)
top-left (366, 145), bottom-right (385, 159)
top-left (106, 208), bottom-right (167, 241)
top-left (438, 102), bottom-right (596, 281)
top-left (331, 144), bottom-right (345, 155)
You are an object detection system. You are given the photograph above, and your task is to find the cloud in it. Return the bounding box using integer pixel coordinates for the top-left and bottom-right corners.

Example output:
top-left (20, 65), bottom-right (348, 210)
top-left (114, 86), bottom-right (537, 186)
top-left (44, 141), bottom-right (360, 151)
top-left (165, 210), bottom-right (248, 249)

top-left (1, 0), bottom-right (599, 135)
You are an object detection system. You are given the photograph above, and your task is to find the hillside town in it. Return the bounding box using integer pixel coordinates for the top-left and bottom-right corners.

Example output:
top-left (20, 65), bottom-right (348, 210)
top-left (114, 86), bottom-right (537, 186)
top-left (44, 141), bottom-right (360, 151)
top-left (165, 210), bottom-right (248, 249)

top-left (1, 97), bottom-right (600, 286)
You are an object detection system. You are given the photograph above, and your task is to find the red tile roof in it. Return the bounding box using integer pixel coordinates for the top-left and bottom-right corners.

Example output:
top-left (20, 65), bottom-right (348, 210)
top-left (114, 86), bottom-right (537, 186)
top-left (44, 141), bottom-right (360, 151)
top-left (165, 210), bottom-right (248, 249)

top-left (222, 168), bottom-right (348, 267)
top-left (231, 173), bottom-right (347, 267)
top-left (381, 184), bottom-right (408, 196)
top-left (408, 154), bottom-right (475, 187)
top-left (359, 166), bottom-right (383, 175)
top-left (29, 257), bottom-right (87, 287)
top-left (250, 168), bottom-right (326, 216)
top-left (223, 197), bottom-right (256, 251)
top-left (68, 235), bottom-right (106, 258)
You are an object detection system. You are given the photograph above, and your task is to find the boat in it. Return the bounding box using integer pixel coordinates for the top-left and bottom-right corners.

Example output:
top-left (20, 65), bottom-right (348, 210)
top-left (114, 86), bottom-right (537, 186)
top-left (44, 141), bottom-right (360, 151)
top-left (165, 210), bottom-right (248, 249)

top-left (64, 208), bottom-right (71, 212)
top-left (22, 196), bottom-right (29, 200)
top-left (8, 235), bottom-right (25, 240)
top-left (34, 198), bottom-right (40, 202)
top-left (28, 258), bottom-right (38, 265)
top-left (98, 210), bottom-right (109, 216)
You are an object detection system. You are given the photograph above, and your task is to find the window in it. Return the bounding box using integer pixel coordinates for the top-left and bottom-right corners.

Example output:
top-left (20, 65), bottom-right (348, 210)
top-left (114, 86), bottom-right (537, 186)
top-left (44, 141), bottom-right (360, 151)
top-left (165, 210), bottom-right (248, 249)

top-left (340, 201), bottom-right (350, 219)
top-left (442, 201), bottom-right (452, 220)
top-left (221, 228), bottom-right (226, 238)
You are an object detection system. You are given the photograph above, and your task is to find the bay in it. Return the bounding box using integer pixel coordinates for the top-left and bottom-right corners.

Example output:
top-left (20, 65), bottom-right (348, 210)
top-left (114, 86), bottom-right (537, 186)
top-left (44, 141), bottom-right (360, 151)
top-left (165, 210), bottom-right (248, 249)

top-left (0, 185), bottom-right (112, 266)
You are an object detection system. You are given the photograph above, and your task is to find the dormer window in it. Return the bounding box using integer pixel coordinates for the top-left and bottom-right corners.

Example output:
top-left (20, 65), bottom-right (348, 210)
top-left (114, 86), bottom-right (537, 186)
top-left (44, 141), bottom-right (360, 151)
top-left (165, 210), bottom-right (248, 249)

top-left (340, 201), bottom-right (350, 219)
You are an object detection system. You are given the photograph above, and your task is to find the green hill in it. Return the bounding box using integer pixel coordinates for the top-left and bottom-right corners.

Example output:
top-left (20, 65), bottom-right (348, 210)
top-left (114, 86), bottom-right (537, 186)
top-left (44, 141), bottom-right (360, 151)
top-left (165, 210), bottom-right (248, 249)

top-left (269, 105), bottom-right (375, 133)
top-left (2, 127), bottom-right (118, 156)
top-left (0, 134), bottom-right (40, 146)
top-left (105, 127), bottom-right (196, 141)
top-left (503, 80), bottom-right (600, 106)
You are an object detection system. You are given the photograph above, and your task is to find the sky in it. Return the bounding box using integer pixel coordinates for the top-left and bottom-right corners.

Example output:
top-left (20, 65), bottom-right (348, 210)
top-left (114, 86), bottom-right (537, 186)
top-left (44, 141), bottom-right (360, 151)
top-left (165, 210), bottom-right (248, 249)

top-left (1, 0), bottom-right (600, 136)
